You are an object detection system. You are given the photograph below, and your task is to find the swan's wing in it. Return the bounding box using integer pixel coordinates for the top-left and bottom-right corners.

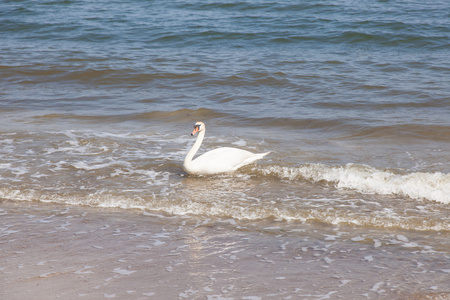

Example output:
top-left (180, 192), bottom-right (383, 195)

top-left (192, 147), bottom-right (269, 174)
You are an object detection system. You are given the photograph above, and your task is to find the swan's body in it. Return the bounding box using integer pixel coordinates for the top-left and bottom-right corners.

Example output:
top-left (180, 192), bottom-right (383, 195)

top-left (183, 121), bottom-right (269, 175)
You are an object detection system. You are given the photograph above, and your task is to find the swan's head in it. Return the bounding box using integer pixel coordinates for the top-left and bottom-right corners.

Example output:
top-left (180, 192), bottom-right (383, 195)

top-left (191, 121), bottom-right (205, 136)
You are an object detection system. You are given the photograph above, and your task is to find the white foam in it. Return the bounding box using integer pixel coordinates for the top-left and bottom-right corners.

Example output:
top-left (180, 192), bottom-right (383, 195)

top-left (262, 164), bottom-right (450, 204)
top-left (0, 163), bottom-right (29, 179)
top-left (113, 268), bottom-right (136, 276)
top-left (232, 139), bottom-right (247, 147)
top-left (364, 255), bottom-right (374, 262)
top-left (0, 163), bottom-right (12, 169)
top-left (74, 266), bottom-right (94, 274)
top-left (370, 281), bottom-right (384, 292)
top-left (71, 160), bottom-right (132, 171)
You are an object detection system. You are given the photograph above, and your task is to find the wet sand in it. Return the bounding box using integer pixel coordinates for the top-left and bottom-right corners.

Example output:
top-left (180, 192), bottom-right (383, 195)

top-left (1, 199), bottom-right (449, 300)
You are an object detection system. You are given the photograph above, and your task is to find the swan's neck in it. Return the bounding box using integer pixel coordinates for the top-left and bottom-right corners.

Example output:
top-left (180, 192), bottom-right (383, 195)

top-left (183, 129), bottom-right (205, 168)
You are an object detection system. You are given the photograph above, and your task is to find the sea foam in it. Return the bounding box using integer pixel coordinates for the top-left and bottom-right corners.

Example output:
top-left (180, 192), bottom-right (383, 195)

top-left (262, 164), bottom-right (450, 204)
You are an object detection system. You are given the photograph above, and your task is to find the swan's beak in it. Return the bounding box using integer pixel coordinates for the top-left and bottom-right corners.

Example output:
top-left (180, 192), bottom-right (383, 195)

top-left (191, 126), bottom-right (199, 136)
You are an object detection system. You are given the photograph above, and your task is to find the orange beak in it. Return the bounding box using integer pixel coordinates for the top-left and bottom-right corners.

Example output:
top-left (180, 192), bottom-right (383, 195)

top-left (191, 126), bottom-right (199, 136)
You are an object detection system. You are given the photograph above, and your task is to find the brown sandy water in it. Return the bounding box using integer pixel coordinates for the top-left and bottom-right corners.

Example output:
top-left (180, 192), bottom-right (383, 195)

top-left (1, 199), bottom-right (449, 300)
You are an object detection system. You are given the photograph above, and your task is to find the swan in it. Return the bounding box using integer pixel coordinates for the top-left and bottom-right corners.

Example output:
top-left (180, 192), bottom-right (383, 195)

top-left (183, 121), bottom-right (270, 175)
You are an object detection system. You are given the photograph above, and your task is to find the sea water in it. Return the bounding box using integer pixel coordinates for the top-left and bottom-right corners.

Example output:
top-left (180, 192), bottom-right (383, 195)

top-left (1, 0), bottom-right (449, 298)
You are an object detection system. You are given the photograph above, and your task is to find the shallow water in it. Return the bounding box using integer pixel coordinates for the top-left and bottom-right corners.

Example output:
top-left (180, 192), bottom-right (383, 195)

top-left (1, 200), bottom-right (449, 299)
top-left (1, 0), bottom-right (449, 298)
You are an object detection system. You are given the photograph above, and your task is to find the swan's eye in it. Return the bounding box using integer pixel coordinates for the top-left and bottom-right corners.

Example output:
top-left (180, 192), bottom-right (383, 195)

top-left (194, 124), bottom-right (200, 129)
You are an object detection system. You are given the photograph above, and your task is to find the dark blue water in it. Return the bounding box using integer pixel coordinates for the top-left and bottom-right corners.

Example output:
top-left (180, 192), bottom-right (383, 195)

top-left (2, 0), bottom-right (449, 120)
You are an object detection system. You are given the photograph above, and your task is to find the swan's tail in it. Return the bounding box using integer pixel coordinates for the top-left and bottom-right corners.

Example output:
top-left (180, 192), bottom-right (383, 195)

top-left (235, 151), bottom-right (270, 171)
top-left (255, 151), bottom-right (271, 160)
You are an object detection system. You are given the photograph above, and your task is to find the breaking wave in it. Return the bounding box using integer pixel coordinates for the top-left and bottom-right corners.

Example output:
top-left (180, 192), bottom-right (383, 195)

top-left (260, 163), bottom-right (450, 204)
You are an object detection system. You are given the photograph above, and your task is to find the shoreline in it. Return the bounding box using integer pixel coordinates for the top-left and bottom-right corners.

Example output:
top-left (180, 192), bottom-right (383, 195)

top-left (1, 199), bottom-right (449, 299)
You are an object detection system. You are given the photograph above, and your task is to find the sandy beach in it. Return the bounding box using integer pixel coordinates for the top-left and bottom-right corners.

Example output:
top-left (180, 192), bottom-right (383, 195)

top-left (1, 199), bottom-right (448, 300)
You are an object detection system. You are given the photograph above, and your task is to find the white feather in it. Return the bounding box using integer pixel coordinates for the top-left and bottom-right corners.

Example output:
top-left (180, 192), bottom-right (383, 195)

top-left (183, 122), bottom-right (269, 175)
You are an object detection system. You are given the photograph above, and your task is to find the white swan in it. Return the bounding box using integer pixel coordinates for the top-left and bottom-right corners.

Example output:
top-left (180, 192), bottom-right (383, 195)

top-left (183, 121), bottom-right (270, 175)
